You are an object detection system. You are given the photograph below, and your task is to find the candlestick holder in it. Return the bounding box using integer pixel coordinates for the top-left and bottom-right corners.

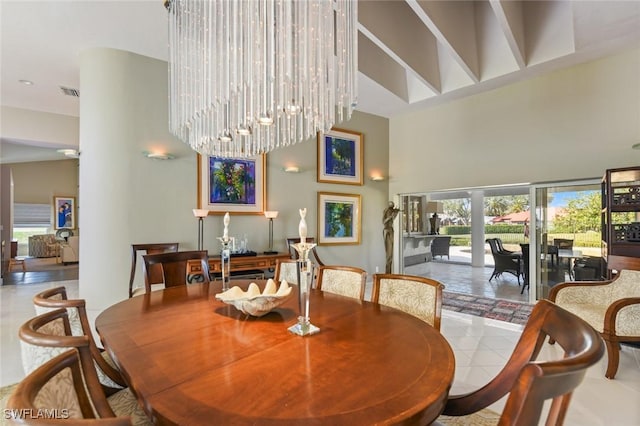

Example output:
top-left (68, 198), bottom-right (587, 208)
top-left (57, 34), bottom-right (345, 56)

top-left (218, 236), bottom-right (233, 291)
top-left (288, 242), bottom-right (320, 336)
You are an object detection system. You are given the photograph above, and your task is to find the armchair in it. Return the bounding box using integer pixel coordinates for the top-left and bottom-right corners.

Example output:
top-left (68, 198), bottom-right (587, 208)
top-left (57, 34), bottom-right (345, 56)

top-left (28, 234), bottom-right (58, 258)
top-left (548, 269), bottom-right (640, 379)
top-left (486, 238), bottom-right (522, 284)
top-left (61, 235), bottom-right (79, 264)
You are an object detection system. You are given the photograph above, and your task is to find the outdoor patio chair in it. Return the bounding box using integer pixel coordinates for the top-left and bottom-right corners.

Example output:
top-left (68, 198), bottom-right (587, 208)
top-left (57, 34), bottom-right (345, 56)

top-left (486, 238), bottom-right (522, 284)
top-left (430, 236), bottom-right (451, 260)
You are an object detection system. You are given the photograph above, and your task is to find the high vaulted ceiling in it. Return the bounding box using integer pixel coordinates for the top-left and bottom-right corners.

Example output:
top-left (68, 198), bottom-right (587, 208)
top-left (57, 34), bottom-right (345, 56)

top-left (1, 0), bottom-right (640, 163)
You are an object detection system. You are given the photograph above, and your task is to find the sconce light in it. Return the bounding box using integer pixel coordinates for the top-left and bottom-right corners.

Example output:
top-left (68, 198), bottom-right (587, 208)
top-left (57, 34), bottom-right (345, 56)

top-left (264, 211), bottom-right (279, 254)
top-left (56, 149), bottom-right (79, 158)
top-left (143, 151), bottom-right (175, 160)
top-left (193, 209), bottom-right (209, 250)
top-left (370, 175), bottom-right (385, 181)
top-left (282, 166), bottom-right (300, 173)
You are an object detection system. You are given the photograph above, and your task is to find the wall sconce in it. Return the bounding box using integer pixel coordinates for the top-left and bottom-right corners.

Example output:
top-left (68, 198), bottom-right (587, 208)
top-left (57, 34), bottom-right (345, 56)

top-left (193, 209), bottom-right (209, 250)
top-left (56, 149), bottom-right (79, 158)
top-left (143, 151), bottom-right (175, 160)
top-left (370, 175), bottom-right (385, 181)
top-left (282, 166), bottom-right (300, 173)
top-left (264, 211), bottom-right (279, 254)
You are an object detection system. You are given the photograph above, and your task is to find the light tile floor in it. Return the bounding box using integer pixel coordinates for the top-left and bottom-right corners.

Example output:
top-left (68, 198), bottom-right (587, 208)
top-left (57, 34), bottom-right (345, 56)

top-left (1, 278), bottom-right (639, 425)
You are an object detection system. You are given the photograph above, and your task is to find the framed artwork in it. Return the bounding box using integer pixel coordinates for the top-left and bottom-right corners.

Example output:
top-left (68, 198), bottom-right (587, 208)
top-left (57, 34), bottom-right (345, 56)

top-left (53, 196), bottom-right (76, 229)
top-left (317, 192), bottom-right (361, 245)
top-left (197, 154), bottom-right (266, 215)
top-left (317, 128), bottom-right (363, 185)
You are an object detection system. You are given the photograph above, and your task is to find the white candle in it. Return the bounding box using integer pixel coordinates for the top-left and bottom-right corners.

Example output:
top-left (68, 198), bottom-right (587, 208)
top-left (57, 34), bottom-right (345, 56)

top-left (298, 208), bottom-right (307, 244)
top-left (223, 212), bottom-right (230, 239)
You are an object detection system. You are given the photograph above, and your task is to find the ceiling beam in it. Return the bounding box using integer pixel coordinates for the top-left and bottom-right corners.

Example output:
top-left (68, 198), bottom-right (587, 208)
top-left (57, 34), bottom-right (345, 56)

top-left (358, 32), bottom-right (409, 102)
top-left (358, 0), bottom-right (441, 94)
top-left (407, 0), bottom-right (480, 83)
top-left (489, 0), bottom-right (527, 69)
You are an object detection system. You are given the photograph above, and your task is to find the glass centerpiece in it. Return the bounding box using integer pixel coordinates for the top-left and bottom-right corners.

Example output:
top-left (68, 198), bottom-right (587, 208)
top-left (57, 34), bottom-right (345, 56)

top-left (288, 208), bottom-right (320, 336)
top-left (217, 212), bottom-right (232, 291)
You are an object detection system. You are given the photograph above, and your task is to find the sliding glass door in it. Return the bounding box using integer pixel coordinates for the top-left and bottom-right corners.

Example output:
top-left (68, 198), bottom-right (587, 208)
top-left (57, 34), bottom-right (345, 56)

top-left (531, 180), bottom-right (601, 300)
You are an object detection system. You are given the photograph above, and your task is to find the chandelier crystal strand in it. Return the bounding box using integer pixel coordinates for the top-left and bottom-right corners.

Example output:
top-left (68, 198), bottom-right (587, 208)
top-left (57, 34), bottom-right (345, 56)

top-left (166, 0), bottom-right (357, 158)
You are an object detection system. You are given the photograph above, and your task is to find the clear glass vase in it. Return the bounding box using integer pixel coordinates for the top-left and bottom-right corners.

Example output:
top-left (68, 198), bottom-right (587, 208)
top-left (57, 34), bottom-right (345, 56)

top-left (288, 244), bottom-right (320, 336)
top-left (218, 238), bottom-right (231, 291)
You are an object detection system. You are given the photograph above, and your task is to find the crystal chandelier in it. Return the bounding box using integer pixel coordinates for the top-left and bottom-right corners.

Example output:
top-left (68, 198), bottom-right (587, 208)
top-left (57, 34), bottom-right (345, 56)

top-left (165, 0), bottom-right (358, 158)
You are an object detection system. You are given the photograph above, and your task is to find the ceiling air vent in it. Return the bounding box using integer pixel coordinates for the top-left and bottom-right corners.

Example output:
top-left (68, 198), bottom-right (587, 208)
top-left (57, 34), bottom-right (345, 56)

top-left (60, 86), bottom-right (80, 97)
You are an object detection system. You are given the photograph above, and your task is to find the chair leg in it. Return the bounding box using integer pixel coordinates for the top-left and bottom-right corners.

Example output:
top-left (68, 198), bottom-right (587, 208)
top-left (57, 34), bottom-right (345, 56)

top-left (604, 337), bottom-right (620, 379)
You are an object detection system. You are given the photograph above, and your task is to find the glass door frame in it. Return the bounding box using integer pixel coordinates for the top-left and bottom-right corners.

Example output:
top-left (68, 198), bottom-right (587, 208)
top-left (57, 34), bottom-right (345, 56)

top-left (529, 178), bottom-right (600, 303)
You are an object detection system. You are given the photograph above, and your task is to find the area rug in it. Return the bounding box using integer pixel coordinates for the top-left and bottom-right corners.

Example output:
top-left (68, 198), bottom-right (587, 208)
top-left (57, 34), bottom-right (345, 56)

top-left (443, 291), bottom-right (534, 325)
top-left (0, 383), bottom-right (18, 426)
top-left (24, 257), bottom-right (78, 272)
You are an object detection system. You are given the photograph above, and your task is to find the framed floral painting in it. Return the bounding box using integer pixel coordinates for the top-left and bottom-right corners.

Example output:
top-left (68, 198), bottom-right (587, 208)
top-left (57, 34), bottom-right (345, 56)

top-left (197, 154), bottom-right (265, 215)
top-left (317, 128), bottom-right (363, 185)
top-left (317, 192), bottom-right (361, 245)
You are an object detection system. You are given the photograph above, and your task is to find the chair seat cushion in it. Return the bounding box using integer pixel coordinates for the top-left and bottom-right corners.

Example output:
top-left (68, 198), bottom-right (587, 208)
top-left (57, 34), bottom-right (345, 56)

top-left (435, 408), bottom-right (501, 425)
top-left (97, 350), bottom-right (124, 390)
top-left (131, 284), bottom-right (165, 297)
top-left (107, 387), bottom-right (152, 426)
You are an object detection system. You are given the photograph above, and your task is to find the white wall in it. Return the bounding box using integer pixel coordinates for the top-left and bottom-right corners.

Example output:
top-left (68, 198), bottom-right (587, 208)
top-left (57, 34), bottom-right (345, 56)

top-left (77, 49), bottom-right (390, 311)
top-left (389, 48), bottom-right (640, 196)
top-left (9, 160), bottom-right (78, 205)
top-left (78, 48), bottom-right (195, 309)
top-left (0, 106), bottom-right (79, 148)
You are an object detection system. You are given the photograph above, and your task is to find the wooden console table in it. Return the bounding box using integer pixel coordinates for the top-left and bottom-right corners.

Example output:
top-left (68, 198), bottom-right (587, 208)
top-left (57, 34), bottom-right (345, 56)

top-left (188, 252), bottom-right (290, 276)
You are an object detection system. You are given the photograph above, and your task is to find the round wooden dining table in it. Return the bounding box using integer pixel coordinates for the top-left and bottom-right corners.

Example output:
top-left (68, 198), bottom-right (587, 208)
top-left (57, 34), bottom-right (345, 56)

top-left (96, 281), bottom-right (455, 425)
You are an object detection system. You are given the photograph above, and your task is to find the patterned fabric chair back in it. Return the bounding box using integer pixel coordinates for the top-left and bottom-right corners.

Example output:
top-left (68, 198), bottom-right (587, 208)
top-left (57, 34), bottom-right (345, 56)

top-left (316, 266), bottom-right (366, 301)
top-left (32, 287), bottom-right (124, 390)
top-left (274, 259), bottom-right (299, 285)
top-left (611, 269), bottom-right (640, 300)
top-left (9, 349), bottom-right (90, 420)
top-left (372, 274), bottom-right (443, 330)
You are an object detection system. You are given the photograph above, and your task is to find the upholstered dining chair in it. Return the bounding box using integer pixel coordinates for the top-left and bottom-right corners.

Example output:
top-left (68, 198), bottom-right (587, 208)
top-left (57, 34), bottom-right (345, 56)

top-left (32, 286), bottom-right (125, 393)
top-left (129, 242), bottom-right (179, 297)
top-left (7, 349), bottom-right (133, 425)
top-left (434, 299), bottom-right (604, 426)
top-left (286, 237), bottom-right (325, 267)
top-left (371, 273), bottom-right (443, 330)
top-left (141, 250), bottom-right (210, 294)
top-left (316, 265), bottom-right (366, 301)
top-left (548, 269), bottom-right (640, 379)
top-left (274, 259), bottom-right (299, 284)
top-left (18, 308), bottom-right (152, 424)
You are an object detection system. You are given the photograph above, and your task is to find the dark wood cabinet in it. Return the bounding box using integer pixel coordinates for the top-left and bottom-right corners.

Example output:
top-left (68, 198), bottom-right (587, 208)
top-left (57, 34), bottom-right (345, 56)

top-left (601, 167), bottom-right (640, 274)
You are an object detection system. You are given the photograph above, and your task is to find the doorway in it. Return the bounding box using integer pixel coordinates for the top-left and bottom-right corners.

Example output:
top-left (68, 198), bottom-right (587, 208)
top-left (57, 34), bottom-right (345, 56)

top-left (531, 180), bottom-right (602, 300)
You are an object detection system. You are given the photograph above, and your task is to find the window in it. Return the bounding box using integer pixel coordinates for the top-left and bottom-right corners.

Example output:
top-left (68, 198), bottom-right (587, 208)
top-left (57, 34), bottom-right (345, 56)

top-left (13, 203), bottom-right (52, 256)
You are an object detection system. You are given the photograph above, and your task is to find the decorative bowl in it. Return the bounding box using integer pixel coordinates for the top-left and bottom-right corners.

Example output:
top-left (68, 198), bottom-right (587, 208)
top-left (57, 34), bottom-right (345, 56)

top-left (215, 279), bottom-right (293, 317)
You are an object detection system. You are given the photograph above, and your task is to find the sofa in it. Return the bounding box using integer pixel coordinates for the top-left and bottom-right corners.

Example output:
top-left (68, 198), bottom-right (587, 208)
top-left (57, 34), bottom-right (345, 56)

top-left (28, 234), bottom-right (58, 258)
top-left (61, 236), bottom-right (79, 264)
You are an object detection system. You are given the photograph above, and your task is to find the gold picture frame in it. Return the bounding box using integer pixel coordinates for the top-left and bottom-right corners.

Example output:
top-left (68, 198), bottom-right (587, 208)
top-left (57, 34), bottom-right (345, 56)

top-left (317, 192), bottom-right (362, 245)
top-left (317, 128), bottom-right (363, 185)
top-left (197, 154), bottom-right (266, 215)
